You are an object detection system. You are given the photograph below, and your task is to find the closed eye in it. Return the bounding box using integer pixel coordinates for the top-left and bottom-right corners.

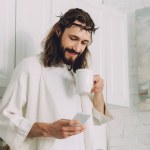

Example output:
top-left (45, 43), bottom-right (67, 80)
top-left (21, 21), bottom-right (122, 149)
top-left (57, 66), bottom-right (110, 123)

top-left (69, 35), bottom-right (90, 45)
top-left (82, 41), bottom-right (89, 45)
top-left (69, 36), bottom-right (78, 41)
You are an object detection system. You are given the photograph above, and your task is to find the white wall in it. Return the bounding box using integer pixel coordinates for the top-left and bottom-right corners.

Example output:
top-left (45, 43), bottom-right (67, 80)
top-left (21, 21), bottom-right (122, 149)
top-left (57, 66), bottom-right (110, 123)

top-left (0, 0), bottom-right (16, 97)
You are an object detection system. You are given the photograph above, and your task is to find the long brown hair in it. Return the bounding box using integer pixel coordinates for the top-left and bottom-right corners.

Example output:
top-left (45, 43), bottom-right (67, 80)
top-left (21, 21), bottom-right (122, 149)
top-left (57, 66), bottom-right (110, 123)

top-left (42, 8), bottom-right (97, 72)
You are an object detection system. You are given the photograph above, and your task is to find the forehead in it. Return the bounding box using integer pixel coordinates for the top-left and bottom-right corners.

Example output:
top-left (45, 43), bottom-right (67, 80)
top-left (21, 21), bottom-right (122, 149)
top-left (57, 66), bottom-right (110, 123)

top-left (63, 21), bottom-right (91, 41)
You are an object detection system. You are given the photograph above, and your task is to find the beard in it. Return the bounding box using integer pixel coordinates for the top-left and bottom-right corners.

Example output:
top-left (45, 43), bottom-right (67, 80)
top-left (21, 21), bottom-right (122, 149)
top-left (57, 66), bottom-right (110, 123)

top-left (59, 46), bottom-right (81, 65)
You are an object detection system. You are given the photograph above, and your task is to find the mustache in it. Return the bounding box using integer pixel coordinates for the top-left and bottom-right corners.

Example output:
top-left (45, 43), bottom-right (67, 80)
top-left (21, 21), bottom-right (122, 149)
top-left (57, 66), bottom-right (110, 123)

top-left (65, 48), bottom-right (81, 55)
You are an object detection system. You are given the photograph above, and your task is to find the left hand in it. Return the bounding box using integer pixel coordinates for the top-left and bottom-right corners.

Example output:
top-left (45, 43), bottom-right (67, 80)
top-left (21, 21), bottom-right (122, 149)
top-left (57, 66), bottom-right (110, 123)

top-left (91, 75), bottom-right (104, 94)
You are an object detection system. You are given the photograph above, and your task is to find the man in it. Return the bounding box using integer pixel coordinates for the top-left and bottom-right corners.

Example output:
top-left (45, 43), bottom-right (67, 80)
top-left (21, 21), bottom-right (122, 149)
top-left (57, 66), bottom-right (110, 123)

top-left (0, 8), bottom-right (112, 150)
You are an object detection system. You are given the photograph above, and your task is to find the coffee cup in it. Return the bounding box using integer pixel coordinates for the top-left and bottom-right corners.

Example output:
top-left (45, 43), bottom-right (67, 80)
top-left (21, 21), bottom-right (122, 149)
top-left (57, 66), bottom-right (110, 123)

top-left (75, 69), bottom-right (93, 95)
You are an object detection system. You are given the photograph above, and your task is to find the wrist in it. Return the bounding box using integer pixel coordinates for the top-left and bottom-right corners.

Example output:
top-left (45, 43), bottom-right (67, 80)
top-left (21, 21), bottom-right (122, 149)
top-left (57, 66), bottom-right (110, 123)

top-left (28, 122), bottom-right (50, 138)
top-left (37, 123), bottom-right (49, 137)
top-left (94, 91), bottom-right (103, 98)
top-left (93, 92), bottom-right (105, 114)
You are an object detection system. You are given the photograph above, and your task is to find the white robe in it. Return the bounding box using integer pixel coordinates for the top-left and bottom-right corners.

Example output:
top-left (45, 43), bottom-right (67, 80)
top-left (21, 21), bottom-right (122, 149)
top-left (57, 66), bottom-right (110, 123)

top-left (0, 53), bottom-right (111, 150)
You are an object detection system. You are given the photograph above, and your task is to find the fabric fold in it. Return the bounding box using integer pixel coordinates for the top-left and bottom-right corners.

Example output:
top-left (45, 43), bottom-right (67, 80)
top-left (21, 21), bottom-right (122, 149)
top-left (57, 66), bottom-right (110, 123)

top-left (81, 95), bottom-right (94, 150)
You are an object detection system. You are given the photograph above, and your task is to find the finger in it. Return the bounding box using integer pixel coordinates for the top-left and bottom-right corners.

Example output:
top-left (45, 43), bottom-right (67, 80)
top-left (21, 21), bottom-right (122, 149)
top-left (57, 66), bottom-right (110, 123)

top-left (68, 130), bottom-right (83, 135)
top-left (59, 119), bottom-right (72, 126)
top-left (62, 131), bottom-right (81, 138)
top-left (69, 120), bottom-right (80, 126)
top-left (94, 75), bottom-right (104, 81)
top-left (93, 76), bottom-right (104, 88)
top-left (63, 127), bottom-right (85, 137)
top-left (69, 126), bottom-right (85, 134)
top-left (93, 75), bottom-right (101, 82)
top-left (95, 80), bottom-right (104, 87)
top-left (62, 125), bottom-right (85, 132)
top-left (94, 82), bottom-right (104, 89)
top-left (59, 119), bottom-right (80, 126)
top-left (93, 82), bottom-right (103, 90)
top-left (93, 88), bottom-right (103, 93)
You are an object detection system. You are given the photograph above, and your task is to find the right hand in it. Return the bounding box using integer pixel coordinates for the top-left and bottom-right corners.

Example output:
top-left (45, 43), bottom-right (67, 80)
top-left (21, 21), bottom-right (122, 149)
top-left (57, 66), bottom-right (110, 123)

top-left (28, 119), bottom-right (85, 139)
top-left (48, 119), bottom-right (85, 139)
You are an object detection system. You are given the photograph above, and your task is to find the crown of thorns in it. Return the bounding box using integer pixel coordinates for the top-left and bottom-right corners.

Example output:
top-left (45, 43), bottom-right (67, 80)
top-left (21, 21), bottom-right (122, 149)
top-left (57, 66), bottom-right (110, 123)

top-left (57, 13), bottom-right (98, 33)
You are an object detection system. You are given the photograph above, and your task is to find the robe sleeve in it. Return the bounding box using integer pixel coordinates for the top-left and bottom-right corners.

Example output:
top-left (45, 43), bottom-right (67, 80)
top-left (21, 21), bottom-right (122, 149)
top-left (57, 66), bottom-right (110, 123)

top-left (92, 106), bottom-right (113, 125)
top-left (0, 59), bottom-right (34, 148)
top-left (89, 94), bottom-right (113, 125)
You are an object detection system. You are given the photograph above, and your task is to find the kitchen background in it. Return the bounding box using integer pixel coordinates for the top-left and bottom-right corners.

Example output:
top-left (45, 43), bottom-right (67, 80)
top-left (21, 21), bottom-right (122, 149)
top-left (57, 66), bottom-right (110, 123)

top-left (0, 0), bottom-right (150, 150)
top-left (104, 0), bottom-right (150, 150)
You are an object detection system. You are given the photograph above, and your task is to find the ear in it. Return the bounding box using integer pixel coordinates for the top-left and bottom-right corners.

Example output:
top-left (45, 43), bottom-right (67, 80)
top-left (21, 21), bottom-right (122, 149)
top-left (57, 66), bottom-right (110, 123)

top-left (56, 27), bottom-right (62, 37)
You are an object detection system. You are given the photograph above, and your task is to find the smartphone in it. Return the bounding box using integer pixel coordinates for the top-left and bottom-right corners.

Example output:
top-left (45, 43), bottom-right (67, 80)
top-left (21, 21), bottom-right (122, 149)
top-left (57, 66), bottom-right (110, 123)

top-left (72, 112), bottom-right (90, 124)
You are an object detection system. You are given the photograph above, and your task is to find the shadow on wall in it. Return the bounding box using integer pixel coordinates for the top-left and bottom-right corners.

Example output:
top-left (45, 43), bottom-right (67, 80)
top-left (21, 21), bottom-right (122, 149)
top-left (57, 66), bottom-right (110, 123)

top-left (0, 31), bottom-right (36, 98)
top-left (15, 31), bottom-right (37, 65)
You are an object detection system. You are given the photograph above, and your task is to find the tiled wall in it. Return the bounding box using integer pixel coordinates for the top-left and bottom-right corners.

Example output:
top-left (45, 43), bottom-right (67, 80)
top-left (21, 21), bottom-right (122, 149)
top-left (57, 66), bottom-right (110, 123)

top-left (136, 7), bottom-right (150, 84)
top-left (104, 1), bottom-right (150, 150)
top-left (107, 106), bottom-right (150, 150)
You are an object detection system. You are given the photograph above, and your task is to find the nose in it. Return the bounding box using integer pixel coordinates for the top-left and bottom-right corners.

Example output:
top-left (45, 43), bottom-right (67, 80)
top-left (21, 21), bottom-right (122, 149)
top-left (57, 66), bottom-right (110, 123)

top-left (73, 42), bottom-right (82, 53)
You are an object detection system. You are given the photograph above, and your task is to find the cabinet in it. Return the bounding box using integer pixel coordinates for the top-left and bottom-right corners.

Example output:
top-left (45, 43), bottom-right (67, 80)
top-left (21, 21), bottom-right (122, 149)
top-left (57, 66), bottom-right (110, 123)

top-left (101, 6), bottom-right (130, 107)
top-left (0, 0), bottom-right (16, 97)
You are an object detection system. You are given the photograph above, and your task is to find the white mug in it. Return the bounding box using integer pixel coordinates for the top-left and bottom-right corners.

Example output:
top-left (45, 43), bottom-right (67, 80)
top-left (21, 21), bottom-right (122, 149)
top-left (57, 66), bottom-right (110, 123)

top-left (75, 69), bottom-right (93, 95)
